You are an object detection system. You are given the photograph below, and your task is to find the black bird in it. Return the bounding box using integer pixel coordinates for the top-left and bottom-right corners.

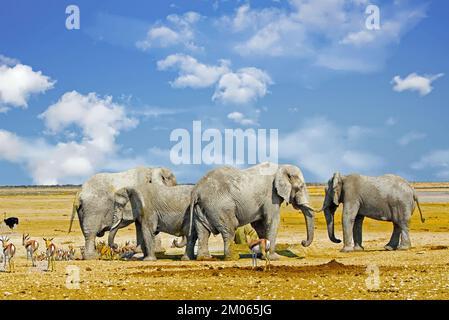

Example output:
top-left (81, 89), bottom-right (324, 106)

top-left (3, 215), bottom-right (19, 229)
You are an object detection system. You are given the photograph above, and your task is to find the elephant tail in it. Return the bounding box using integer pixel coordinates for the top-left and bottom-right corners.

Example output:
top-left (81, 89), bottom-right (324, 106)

top-left (188, 192), bottom-right (198, 237)
top-left (413, 192), bottom-right (425, 223)
top-left (69, 191), bottom-right (81, 233)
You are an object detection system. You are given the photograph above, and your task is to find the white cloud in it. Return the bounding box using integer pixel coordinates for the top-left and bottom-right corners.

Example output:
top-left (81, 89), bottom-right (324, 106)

top-left (157, 54), bottom-right (230, 88)
top-left (213, 68), bottom-right (272, 104)
top-left (0, 54), bottom-right (20, 66)
top-left (157, 54), bottom-right (272, 104)
top-left (227, 111), bottom-right (257, 126)
top-left (279, 117), bottom-right (383, 181)
top-left (0, 62), bottom-right (55, 110)
top-left (412, 149), bottom-right (449, 178)
top-left (0, 91), bottom-right (138, 185)
top-left (397, 131), bottom-right (426, 146)
top-left (219, 1), bottom-right (426, 72)
top-left (392, 73), bottom-right (444, 96)
top-left (136, 11), bottom-right (202, 51)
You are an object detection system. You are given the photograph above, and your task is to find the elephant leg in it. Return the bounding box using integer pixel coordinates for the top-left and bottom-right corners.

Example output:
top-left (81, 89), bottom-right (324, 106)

top-left (341, 202), bottom-right (360, 252)
top-left (385, 223), bottom-right (401, 250)
top-left (195, 221), bottom-right (212, 260)
top-left (182, 231), bottom-right (197, 261)
top-left (83, 234), bottom-right (98, 260)
top-left (398, 223), bottom-right (411, 250)
top-left (221, 227), bottom-right (236, 260)
top-left (353, 215), bottom-right (365, 251)
top-left (135, 221), bottom-right (143, 253)
top-left (108, 227), bottom-right (119, 249)
top-left (264, 213), bottom-right (281, 261)
top-left (141, 221), bottom-right (157, 261)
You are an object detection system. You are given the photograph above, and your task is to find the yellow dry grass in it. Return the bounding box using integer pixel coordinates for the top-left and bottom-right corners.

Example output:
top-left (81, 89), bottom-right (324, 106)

top-left (0, 186), bottom-right (448, 300)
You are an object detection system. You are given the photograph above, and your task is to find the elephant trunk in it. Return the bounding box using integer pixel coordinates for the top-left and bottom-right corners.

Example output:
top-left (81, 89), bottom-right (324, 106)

top-left (172, 236), bottom-right (187, 248)
top-left (111, 204), bottom-right (124, 231)
top-left (300, 205), bottom-right (315, 247)
top-left (324, 208), bottom-right (341, 243)
top-left (108, 228), bottom-right (119, 249)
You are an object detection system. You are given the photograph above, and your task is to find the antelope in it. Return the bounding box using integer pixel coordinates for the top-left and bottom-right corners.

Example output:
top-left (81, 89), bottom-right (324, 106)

top-left (97, 241), bottom-right (114, 260)
top-left (56, 248), bottom-right (64, 261)
top-left (247, 236), bottom-right (271, 271)
top-left (22, 233), bottom-right (39, 267)
top-left (0, 236), bottom-right (16, 272)
top-left (43, 238), bottom-right (56, 272)
top-left (68, 245), bottom-right (76, 260)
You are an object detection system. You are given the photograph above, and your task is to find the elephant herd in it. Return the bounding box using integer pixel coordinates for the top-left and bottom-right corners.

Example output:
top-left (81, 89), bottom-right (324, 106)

top-left (69, 163), bottom-right (425, 261)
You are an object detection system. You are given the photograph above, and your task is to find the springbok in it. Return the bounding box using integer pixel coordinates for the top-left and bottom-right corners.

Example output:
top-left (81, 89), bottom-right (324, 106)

top-left (247, 236), bottom-right (271, 271)
top-left (68, 245), bottom-right (76, 260)
top-left (0, 236), bottom-right (16, 272)
top-left (22, 233), bottom-right (39, 267)
top-left (43, 238), bottom-right (56, 272)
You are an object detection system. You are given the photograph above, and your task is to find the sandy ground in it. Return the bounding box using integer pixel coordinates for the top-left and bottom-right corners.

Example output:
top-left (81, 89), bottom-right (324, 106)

top-left (0, 185), bottom-right (448, 300)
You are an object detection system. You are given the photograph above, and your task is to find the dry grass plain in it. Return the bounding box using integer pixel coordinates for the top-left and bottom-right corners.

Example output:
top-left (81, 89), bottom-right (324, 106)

top-left (0, 184), bottom-right (448, 300)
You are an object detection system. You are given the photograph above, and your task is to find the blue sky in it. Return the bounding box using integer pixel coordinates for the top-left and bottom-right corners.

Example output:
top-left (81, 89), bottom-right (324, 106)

top-left (0, 0), bottom-right (448, 185)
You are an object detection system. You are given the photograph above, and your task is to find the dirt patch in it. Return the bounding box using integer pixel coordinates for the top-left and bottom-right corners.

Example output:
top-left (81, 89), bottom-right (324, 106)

top-left (429, 245), bottom-right (448, 250)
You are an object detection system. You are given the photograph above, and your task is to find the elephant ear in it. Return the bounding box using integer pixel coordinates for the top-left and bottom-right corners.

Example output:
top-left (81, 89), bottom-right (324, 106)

top-left (274, 166), bottom-right (292, 204)
top-left (332, 172), bottom-right (343, 206)
top-left (111, 188), bottom-right (130, 230)
top-left (160, 167), bottom-right (177, 186)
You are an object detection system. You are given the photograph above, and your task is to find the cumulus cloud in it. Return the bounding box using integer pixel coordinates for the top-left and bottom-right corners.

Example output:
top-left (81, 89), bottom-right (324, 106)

top-left (397, 131), bottom-right (426, 146)
top-left (279, 117), bottom-right (383, 181)
top-left (0, 91), bottom-right (138, 184)
top-left (220, 1), bottom-right (426, 72)
top-left (0, 54), bottom-right (20, 66)
top-left (213, 68), bottom-right (272, 104)
top-left (136, 11), bottom-right (202, 51)
top-left (392, 73), bottom-right (444, 96)
top-left (157, 54), bottom-right (272, 104)
top-left (157, 54), bottom-right (230, 88)
top-left (0, 60), bottom-right (55, 110)
top-left (227, 111), bottom-right (257, 126)
top-left (412, 149), bottom-right (449, 178)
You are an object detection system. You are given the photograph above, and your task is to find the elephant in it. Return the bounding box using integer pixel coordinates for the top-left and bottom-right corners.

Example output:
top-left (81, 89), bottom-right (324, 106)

top-left (68, 166), bottom-right (177, 259)
top-left (188, 162), bottom-right (316, 261)
top-left (321, 172), bottom-right (425, 252)
top-left (110, 183), bottom-right (196, 261)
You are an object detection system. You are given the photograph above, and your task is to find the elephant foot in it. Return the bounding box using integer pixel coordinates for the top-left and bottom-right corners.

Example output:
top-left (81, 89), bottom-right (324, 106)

top-left (384, 245), bottom-right (397, 251)
top-left (83, 252), bottom-right (99, 260)
top-left (353, 245), bottom-right (364, 251)
top-left (197, 255), bottom-right (214, 261)
top-left (181, 255), bottom-right (192, 261)
top-left (397, 245), bottom-right (411, 251)
top-left (340, 246), bottom-right (354, 253)
top-left (143, 256), bottom-right (157, 261)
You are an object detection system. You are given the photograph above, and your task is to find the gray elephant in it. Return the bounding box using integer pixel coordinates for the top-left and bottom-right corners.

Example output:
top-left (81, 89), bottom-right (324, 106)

top-left (188, 162), bottom-right (316, 260)
top-left (322, 172), bottom-right (425, 252)
top-left (68, 167), bottom-right (176, 259)
top-left (110, 184), bottom-right (196, 261)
